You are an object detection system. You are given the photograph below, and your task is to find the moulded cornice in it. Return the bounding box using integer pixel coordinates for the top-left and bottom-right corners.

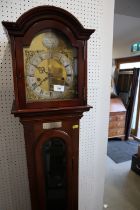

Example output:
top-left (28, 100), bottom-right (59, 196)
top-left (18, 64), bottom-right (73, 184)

top-left (2, 6), bottom-right (95, 40)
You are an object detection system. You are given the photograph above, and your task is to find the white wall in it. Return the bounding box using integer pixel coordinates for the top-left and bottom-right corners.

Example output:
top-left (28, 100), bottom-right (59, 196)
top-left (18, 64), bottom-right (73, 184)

top-left (113, 14), bottom-right (140, 58)
top-left (0, 1), bottom-right (115, 210)
top-left (113, 41), bottom-right (140, 59)
top-left (91, 1), bottom-right (115, 209)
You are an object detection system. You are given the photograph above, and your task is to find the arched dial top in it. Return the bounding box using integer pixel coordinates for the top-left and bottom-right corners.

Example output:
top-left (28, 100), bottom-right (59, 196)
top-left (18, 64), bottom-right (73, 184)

top-left (24, 30), bottom-right (78, 102)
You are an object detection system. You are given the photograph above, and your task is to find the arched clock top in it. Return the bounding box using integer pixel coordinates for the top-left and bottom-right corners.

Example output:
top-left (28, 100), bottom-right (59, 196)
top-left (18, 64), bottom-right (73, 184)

top-left (2, 6), bottom-right (95, 40)
top-left (20, 20), bottom-right (84, 47)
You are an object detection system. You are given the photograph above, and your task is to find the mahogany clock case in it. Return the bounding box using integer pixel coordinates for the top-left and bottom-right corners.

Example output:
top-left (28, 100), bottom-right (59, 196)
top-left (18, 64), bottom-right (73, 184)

top-left (2, 5), bottom-right (95, 210)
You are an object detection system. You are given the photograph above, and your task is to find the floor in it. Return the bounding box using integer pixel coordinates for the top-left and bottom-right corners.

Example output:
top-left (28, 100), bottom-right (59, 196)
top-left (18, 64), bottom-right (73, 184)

top-left (103, 157), bottom-right (140, 210)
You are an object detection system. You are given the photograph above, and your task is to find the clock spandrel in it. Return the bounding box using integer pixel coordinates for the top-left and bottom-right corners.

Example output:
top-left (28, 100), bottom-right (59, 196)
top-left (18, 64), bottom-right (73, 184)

top-left (23, 30), bottom-right (78, 102)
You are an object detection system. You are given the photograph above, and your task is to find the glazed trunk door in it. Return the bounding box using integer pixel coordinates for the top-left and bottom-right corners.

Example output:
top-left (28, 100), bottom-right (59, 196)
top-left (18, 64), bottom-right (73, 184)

top-left (35, 130), bottom-right (73, 210)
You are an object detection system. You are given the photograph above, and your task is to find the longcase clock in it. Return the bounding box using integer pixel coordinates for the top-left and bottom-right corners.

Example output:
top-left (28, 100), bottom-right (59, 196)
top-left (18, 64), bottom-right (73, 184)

top-left (2, 6), bottom-right (95, 210)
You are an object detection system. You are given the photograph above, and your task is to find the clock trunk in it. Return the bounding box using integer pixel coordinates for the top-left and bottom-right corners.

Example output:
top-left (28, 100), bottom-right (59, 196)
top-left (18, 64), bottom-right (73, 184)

top-left (21, 115), bottom-right (80, 210)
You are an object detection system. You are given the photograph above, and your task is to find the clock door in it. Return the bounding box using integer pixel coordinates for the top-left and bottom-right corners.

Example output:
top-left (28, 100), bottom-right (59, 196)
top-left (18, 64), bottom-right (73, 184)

top-left (35, 130), bottom-right (73, 210)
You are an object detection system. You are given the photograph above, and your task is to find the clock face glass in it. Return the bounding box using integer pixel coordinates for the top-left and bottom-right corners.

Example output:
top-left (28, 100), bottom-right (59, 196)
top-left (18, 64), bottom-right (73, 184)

top-left (23, 30), bottom-right (78, 102)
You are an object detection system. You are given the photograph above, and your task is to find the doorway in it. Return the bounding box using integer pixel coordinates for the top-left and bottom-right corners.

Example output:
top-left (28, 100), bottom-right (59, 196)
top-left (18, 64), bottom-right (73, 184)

top-left (115, 57), bottom-right (140, 139)
top-left (103, 0), bottom-right (140, 209)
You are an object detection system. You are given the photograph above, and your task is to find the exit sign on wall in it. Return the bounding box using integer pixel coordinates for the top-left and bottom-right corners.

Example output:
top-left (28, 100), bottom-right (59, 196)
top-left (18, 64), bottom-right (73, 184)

top-left (131, 42), bottom-right (140, 52)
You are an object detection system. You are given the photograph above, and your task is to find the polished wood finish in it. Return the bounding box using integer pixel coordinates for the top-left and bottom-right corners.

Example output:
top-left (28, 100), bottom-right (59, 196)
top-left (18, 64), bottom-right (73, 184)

top-left (108, 98), bottom-right (126, 138)
top-left (2, 6), bottom-right (94, 210)
top-left (109, 98), bottom-right (126, 113)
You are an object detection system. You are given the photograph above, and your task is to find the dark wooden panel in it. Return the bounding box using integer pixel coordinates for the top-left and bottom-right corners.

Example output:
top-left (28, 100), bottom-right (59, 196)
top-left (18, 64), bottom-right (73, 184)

top-left (109, 98), bottom-right (126, 138)
top-left (125, 69), bottom-right (140, 139)
top-left (117, 73), bottom-right (133, 93)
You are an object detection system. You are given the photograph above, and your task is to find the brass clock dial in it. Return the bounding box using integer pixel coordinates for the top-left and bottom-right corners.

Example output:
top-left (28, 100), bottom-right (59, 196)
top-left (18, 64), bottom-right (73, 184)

top-left (23, 31), bottom-right (78, 102)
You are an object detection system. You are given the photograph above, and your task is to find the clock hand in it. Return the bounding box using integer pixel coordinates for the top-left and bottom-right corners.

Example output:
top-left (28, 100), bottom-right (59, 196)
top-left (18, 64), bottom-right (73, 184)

top-left (31, 64), bottom-right (46, 74)
top-left (32, 77), bottom-right (48, 90)
top-left (38, 77), bottom-right (48, 86)
top-left (31, 63), bottom-right (40, 69)
top-left (44, 69), bottom-right (49, 76)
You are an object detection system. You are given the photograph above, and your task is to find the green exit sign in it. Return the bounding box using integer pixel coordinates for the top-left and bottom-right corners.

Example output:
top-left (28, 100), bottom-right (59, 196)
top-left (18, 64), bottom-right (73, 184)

top-left (131, 42), bottom-right (140, 52)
